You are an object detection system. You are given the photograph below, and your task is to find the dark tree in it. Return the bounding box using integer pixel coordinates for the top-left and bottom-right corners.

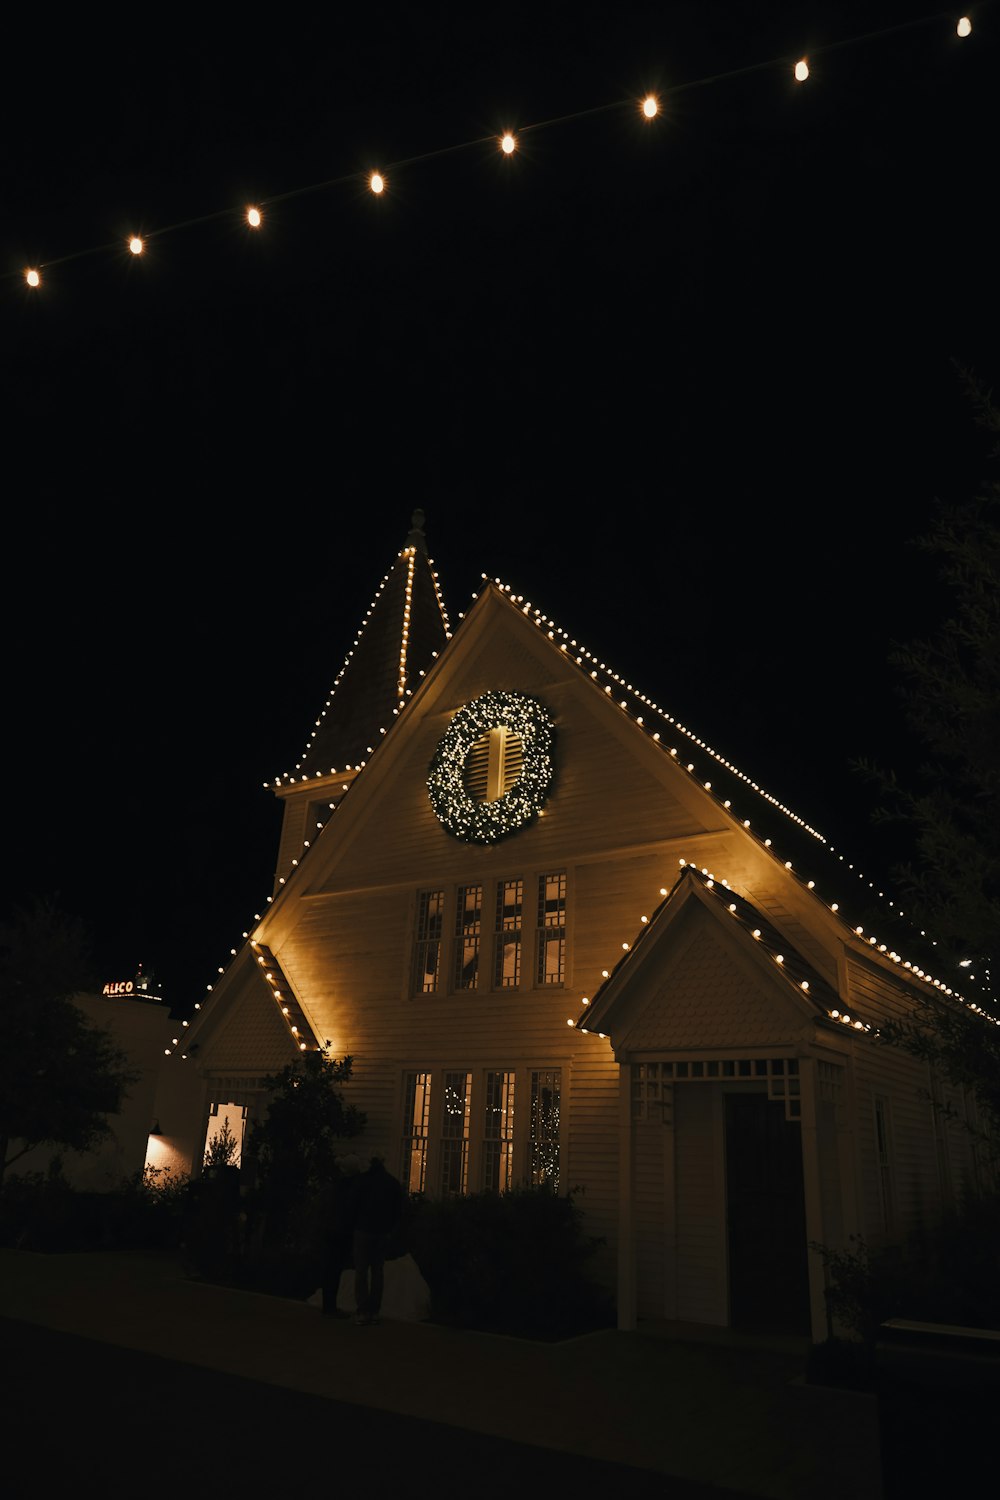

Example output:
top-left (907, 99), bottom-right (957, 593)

top-left (0, 896), bottom-right (138, 1183)
top-left (246, 1050), bottom-right (365, 1247)
top-left (862, 376), bottom-right (1000, 1152)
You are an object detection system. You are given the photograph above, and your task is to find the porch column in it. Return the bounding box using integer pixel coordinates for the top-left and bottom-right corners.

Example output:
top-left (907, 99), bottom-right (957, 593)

top-left (798, 1056), bottom-right (830, 1342)
top-left (617, 1059), bottom-right (636, 1330)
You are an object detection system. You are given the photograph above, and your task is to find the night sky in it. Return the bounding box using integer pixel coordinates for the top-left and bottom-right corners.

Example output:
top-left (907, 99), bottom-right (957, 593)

top-left (3, 3), bottom-right (997, 1014)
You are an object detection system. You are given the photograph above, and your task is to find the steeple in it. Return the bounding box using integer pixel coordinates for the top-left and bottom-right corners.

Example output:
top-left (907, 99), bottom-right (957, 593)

top-left (283, 510), bottom-right (450, 781)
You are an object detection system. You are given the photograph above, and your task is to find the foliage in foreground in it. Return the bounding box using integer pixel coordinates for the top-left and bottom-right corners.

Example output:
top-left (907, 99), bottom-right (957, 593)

top-left (405, 1184), bottom-right (615, 1339)
top-left (0, 897), bottom-right (138, 1183)
top-left (0, 1162), bottom-right (190, 1252)
top-left (812, 1190), bottom-right (1000, 1347)
top-left (243, 1050), bottom-right (366, 1256)
top-left (857, 379), bottom-right (1000, 1150)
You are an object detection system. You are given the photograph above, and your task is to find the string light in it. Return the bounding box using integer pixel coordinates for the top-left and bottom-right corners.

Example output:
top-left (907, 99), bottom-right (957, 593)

top-left (427, 691), bottom-right (555, 843)
top-left (8, 12), bottom-right (986, 292)
top-left (25, 269), bottom-right (40, 287)
top-left (190, 513), bottom-right (999, 1052)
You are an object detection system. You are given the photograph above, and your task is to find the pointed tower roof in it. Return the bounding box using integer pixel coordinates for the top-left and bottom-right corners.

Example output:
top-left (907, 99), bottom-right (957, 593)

top-left (281, 510), bottom-right (451, 781)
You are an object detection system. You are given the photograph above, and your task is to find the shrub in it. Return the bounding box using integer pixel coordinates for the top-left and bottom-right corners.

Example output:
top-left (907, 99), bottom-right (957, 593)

top-left (406, 1184), bottom-right (614, 1340)
top-left (812, 1190), bottom-right (1000, 1348)
top-left (0, 1162), bottom-right (189, 1252)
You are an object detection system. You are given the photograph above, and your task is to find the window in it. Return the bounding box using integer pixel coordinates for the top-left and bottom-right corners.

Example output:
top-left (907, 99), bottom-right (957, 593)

top-left (493, 879), bottom-right (523, 987)
top-left (412, 873), bottom-right (567, 995)
top-left (204, 1101), bottom-right (248, 1167)
top-left (440, 1071), bottom-right (472, 1195)
top-left (413, 890), bottom-right (444, 994)
top-left (401, 1072), bottom-right (432, 1192)
top-left (453, 884), bottom-right (482, 990)
top-left (482, 1070), bottom-right (516, 1191)
top-left (536, 872), bottom-right (566, 985)
top-left (399, 1066), bottom-right (559, 1196)
top-left (529, 1069), bottom-right (561, 1188)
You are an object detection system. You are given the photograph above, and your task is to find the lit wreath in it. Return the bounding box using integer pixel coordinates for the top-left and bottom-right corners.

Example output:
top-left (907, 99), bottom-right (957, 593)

top-left (427, 691), bottom-right (556, 843)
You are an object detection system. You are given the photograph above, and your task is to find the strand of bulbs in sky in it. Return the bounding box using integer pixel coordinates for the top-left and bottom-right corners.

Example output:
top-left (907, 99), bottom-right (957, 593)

top-left (14, 11), bottom-right (981, 290)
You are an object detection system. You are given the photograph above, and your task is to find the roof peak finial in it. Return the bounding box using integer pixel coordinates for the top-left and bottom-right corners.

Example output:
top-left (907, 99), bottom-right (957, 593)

top-left (406, 508), bottom-right (428, 554)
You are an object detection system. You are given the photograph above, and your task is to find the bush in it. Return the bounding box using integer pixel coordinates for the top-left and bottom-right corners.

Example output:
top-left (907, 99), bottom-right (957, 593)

top-left (812, 1190), bottom-right (1000, 1350)
top-left (406, 1184), bottom-right (614, 1340)
top-left (0, 1163), bottom-right (189, 1252)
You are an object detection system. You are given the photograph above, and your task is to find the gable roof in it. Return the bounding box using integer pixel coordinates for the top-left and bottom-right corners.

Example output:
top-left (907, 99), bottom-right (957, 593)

top-left (574, 865), bottom-right (857, 1049)
top-left (464, 581), bottom-right (992, 1018)
top-left (280, 509), bottom-right (451, 781)
top-left (172, 556), bottom-right (995, 1049)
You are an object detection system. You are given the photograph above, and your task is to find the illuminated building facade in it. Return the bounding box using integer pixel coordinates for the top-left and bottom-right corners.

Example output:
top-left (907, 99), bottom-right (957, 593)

top-left (156, 512), bottom-right (986, 1338)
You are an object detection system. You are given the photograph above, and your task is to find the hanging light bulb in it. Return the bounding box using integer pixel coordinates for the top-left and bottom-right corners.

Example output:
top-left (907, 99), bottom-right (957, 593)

top-left (641, 94), bottom-right (659, 119)
top-left (794, 58), bottom-right (809, 82)
top-left (369, 172), bottom-right (385, 194)
top-left (25, 268), bottom-right (40, 287)
top-left (128, 235), bottom-right (144, 255)
top-left (957, 16), bottom-right (972, 37)
top-left (500, 132), bottom-right (516, 154)
top-left (247, 206), bottom-right (262, 227)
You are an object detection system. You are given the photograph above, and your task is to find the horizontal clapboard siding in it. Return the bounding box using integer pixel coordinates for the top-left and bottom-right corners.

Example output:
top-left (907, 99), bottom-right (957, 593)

top-left (853, 1045), bottom-right (942, 1245)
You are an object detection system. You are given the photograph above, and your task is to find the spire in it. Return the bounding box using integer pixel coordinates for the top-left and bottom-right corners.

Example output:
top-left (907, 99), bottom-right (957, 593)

top-left (284, 513), bottom-right (450, 780)
top-left (406, 508), bottom-right (428, 555)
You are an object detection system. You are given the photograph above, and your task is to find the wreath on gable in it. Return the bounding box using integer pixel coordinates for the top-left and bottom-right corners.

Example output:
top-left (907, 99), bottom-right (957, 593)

top-left (427, 691), bottom-right (556, 843)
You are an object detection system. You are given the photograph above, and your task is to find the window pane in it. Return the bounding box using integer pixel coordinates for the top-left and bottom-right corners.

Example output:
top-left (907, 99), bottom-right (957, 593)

top-left (494, 880), bottom-right (522, 987)
top-left (401, 1072), bottom-right (431, 1194)
top-left (414, 890), bottom-right (444, 994)
top-left (440, 1071), bottom-right (471, 1195)
top-left (482, 1071), bottom-right (515, 1192)
top-left (453, 885), bottom-right (482, 990)
top-left (529, 1069), bottom-right (561, 1189)
top-left (535, 872), bottom-right (566, 985)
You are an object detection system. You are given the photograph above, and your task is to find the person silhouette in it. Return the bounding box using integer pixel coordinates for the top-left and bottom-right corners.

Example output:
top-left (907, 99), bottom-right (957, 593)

top-left (352, 1155), bottom-right (404, 1325)
top-left (318, 1153), bottom-right (361, 1317)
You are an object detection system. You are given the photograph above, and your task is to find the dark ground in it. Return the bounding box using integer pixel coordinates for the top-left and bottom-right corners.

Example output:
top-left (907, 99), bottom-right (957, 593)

top-left (3, 1317), bottom-right (735, 1499)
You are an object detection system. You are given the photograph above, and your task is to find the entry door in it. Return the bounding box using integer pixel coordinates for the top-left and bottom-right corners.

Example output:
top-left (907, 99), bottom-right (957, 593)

top-left (724, 1092), bottom-right (810, 1335)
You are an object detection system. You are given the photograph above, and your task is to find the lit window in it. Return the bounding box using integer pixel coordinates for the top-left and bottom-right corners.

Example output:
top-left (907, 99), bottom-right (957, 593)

top-left (482, 1071), bottom-right (515, 1191)
top-left (536, 872), bottom-right (566, 984)
top-left (494, 879), bottom-right (523, 987)
top-left (440, 1071), bottom-right (472, 1196)
top-left (413, 890), bottom-right (444, 993)
top-left (400, 1066), bottom-right (558, 1197)
top-left (401, 1072), bottom-right (431, 1193)
top-left (529, 1069), bottom-right (561, 1188)
top-left (453, 884), bottom-right (482, 990)
top-left (203, 1101), bottom-right (247, 1168)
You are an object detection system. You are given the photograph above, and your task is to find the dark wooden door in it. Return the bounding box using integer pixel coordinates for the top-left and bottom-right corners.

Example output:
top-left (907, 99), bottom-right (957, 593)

top-left (725, 1092), bottom-right (810, 1335)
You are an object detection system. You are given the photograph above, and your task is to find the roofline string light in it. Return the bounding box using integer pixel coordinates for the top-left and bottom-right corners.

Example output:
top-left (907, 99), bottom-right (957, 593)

top-left (274, 543), bottom-right (452, 786)
top-left (574, 862), bottom-right (998, 1046)
top-left (13, 9), bottom-right (984, 290)
top-left (179, 541), bottom-right (997, 1059)
top-left (486, 578), bottom-right (995, 1017)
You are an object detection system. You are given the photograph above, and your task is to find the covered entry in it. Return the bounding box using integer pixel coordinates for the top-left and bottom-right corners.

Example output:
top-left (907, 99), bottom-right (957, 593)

top-left (725, 1090), bottom-right (809, 1335)
top-left (629, 1057), bottom-right (812, 1337)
